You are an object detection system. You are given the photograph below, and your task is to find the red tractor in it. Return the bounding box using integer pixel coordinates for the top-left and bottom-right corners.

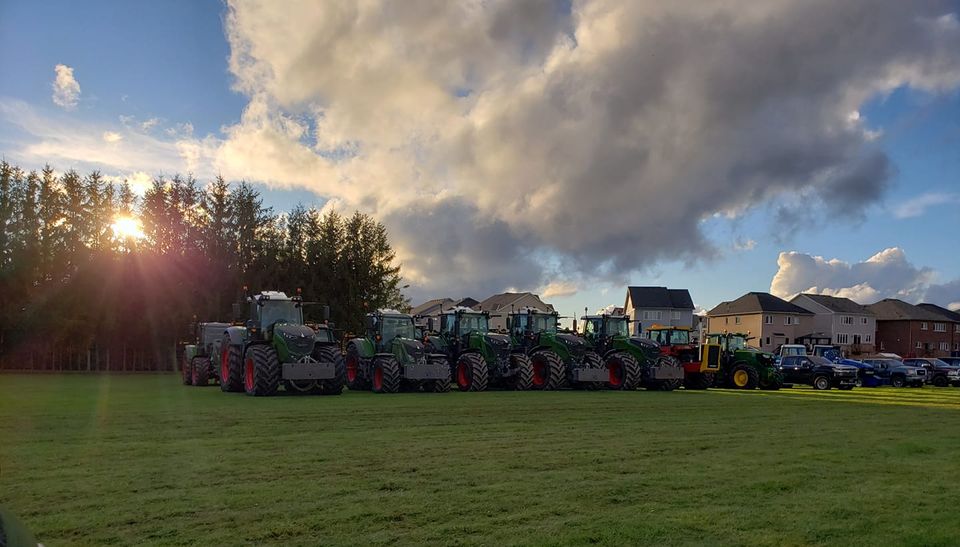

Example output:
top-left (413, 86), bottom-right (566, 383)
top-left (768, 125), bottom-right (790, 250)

top-left (645, 325), bottom-right (716, 389)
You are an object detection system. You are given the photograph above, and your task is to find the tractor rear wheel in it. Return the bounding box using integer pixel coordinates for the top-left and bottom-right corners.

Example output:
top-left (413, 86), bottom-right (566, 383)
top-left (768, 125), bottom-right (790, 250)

top-left (345, 344), bottom-right (370, 391)
top-left (530, 350), bottom-right (564, 390)
top-left (371, 355), bottom-right (401, 393)
top-left (455, 352), bottom-right (489, 392)
top-left (729, 364), bottom-right (759, 389)
top-left (181, 355), bottom-right (192, 385)
top-left (425, 357), bottom-right (452, 392)
top-left (507, 353), bottom-right (533, 391)
top-left (606, 352), bottom-right (641, 390)
top-left (219, 343), bottom-right (244, 392)
top-left (684, 372), bottom-right (712, 390)
top-left (315, 346), bottom-right (346, 395)
top-left (192, 357), bottom-right (211, 386)
top-left (244, 345), bottom-right (280, 396)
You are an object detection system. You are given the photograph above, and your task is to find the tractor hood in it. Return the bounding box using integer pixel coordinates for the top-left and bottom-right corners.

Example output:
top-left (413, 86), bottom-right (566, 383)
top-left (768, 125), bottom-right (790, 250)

top-left (275, 323), bottom-right (316, 357)
top-left (556, 333), bottom-right (587, 348)
top-left (397, 338), bottom-right (425, 361)
top-left (628, 337), bottom-right (662, 358)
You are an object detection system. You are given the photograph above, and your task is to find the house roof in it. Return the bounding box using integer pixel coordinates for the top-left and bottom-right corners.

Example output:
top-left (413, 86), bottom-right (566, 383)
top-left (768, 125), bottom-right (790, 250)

top-left (410, 298), bottom-right (454, 316)
top-left (477, 292), bottom-right (554, 312)
top-left (865, 299), bottom-right (948, 321)
top-left (626, 286), bottom-right (694, 309)
top-left (707, 292), bottom-right (813, 316)
top-left (917, 303), bottom-right (960, 323)
top-left (793, 293), bottom-right (874, 315)
top-left (457, 297), bottom-right (480, 309)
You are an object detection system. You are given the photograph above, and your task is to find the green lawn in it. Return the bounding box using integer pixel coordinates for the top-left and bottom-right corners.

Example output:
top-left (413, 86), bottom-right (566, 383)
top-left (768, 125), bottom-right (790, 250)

top-left (2, 375), bottom-right (959, 546)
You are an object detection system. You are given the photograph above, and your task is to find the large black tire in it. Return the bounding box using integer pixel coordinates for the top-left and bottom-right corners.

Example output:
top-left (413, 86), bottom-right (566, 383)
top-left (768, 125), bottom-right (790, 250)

top-left (529, 350), bottom-right (564, 390)
top-left (181, 354), bottom-right (192, 385)
top-left (933, 375), bottom-right (948, 387)
top-left (812, 374), bottom-right (831, 391)
top-left (889, 375), bottom-right (905, 387)
top-left (729, 364), bottom-right (759, 389)
top-left (315, 346), bottom-right (346, 395)
top-left (244, 345), bottom-right (280, 396)
top-left (455, 352), bottom-right (489, 392)
top-left (371, 355), bottom-right (401, 393)
top-left (425, 357), bottom-right (452, 392)
top-left (219, 343), bottom-right (244, 392)
top-left (506, 353), bottom-right (534, 391)
top-left (684, 372), bottom-right (713, 390)
top-left (192, 356), bottom-right (211, 386)
top-left (345, 344), bottom-right (371, 391)
top-left (606, 352), bottom-right (641, 390)
top-left (759, 371), bottom-right (783, 391)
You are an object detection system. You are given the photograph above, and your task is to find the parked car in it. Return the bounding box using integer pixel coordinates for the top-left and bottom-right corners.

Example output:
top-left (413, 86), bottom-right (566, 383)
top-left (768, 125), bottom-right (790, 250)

top-left (779, 355), bottom-right (858, 390)
top-left (902, 358), bottom-right (960, 387)
top-left (861, 358), bottom-right (925, 387)
top-left (940, 357), bottom-right (960, 368)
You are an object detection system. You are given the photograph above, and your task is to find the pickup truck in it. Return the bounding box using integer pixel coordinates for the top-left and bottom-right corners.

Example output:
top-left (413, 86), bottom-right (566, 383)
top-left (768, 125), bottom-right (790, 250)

top-left (779, 355), bottom-right (859, 390)
top-left (812, 345), bottom-right (878, 387)
top-left (773, 344), bottom-right (807, 365)
top-left (861, 357), bottom-right (925, 387)
top-left (902, 358), bottom-right (960, 387)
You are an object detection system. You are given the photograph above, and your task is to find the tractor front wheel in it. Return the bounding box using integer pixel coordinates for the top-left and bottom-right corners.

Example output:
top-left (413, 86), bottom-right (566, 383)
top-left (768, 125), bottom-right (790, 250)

top-left (606, 352), bottom-right (641, 390)
top-left (684, 372), bottom-right (713, 390)
top-left (345, 344), bottom-right (370, 391)
top-left (507, 353), bottom-right (533, 391)
top-left (371, 355), bottom-right (401, 393)
top-left (455, 352), bottom-right (489, 392)
top-left (315, 346), bottom-right (346, 395)
top-left (530, 350), bottom-right (564, 390)
top-left (219, 343), bottom-right (244, 392)
top-left (759, 371), bottom-right (783, 391)
top-left (192, 357), bottom-right (211, 386)
top-left (729, 364), bottom-right (759, 389)
top-left (244, 345), bottom-right (280, 396)
top-left (181, 355), bottom-right (192, 385)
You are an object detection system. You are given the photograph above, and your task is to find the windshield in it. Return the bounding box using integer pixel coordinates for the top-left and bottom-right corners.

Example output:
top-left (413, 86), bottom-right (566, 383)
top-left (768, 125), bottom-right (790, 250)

top-left (605, 318), bottom-right (629, 337)
top-left (530, 314), bottom-right (558, 334)
top-left (381, 315), bottom-right (416, 341)
top-left (809, 355), bottom-right (832, 366)
top-left (649, 329), bottom-right (689, 345)
top-left (727, 336), bottom-right (747, 350)
top-left (459, 313), bottom-right (489, 333)
top-left (930, 359), bottom-right (951, 368)
top-left (259, 300), bottom-right (302, 327)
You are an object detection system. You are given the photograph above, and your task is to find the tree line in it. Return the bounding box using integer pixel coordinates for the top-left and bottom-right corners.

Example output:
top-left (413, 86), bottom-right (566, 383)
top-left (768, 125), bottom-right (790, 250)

top-left (0, 161), bottom-right (407, 371)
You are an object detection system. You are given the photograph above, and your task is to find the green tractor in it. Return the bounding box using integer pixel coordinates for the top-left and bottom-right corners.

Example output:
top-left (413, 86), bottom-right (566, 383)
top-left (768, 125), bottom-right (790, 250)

top-left (507, 307), bottom-right (607, 390)
top-left (182, 321), bottom-right (229, 386)
top-left (579, 314), bottom-right (684, 390)
top-left (344, 310), bottom-right (451, 393)
top-left (423, 307), bottom-right (533, 391)
top-left (219, 291), bottom-right (346, 396)
top-left (705, 332), bottom-right (783, 390)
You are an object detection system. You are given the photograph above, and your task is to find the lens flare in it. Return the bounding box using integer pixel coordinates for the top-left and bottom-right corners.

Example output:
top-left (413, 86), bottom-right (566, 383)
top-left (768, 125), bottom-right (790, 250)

top-left (111, 215), bottom-right (145, 240)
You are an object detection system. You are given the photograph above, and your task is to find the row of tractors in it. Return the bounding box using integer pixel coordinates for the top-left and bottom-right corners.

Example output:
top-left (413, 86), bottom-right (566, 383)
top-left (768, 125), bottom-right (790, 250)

top-left (181, 291), bottom-right (784, 396)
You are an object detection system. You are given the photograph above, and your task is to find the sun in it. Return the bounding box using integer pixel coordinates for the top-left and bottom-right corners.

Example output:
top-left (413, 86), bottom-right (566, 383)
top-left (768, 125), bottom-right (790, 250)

top-left (111, 215), bottom-right (145, 240)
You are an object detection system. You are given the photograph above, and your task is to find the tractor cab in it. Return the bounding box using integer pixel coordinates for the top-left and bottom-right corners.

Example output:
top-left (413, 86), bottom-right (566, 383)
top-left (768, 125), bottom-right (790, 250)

top-left (366, 310), bottom-right (419, 352)
top-left (240, 291), bottom-right (305, 339)
top-left (580, 314), bottom-right (630, 343)
top-left (645, 325), bottom-right (697, 361)
top-left (508, 307), bottom-right (559, 343)
top-left (705, 332), bottom-right (782, 390)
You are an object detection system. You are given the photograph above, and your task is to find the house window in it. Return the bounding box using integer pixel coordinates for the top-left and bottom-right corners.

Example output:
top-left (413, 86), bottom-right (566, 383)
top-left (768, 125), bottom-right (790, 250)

top-left (836, 333), bottom-right (850, 345)
top-left (764, 315), bottom-right (773, 325)
top-left (956, 324), bottom-right (960, 333)
top-left (939, 342), bottom-right (949, 351)
top-left (784, 316), bottom-right (797, 326)
top-left (725, 317), bottom-right (729, 325)
top-left (920, 322), bottom-right (927, 330)
top-left (766, 337), bottom-right (770, 345)
top-left (915, 341), bottom-right (922, 349)
top-left (865, 334), bottom-right (872, 343)
top-left (643, 310), bottom-right (661, 321)
top-left (841, 316), bottom-right (854, 325)
top-left (934, 323), bottom-right (946, 332)
top-left (734, 316), bottom-right (742, 325)
top-left (880, 341), bottom-right (885, 350)
top-left (671, 311), bottom-right (681, 320)
top-left (861, 317), bottom-right (868, 325)
top-left (955, 343), bottom-right (960, 351)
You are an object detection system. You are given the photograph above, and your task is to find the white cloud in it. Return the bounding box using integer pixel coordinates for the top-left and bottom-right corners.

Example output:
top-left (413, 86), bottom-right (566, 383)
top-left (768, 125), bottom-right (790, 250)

top-left (893, 192), bottom-right (960, 218)
top-left (102, 131), bottom-right (123, 143)
top-left (770, 247), bottom-right (960, 306)
top-left (540, 281), bottom-right (578, 299)
top-left (52, 64), bottom-right (81, 110)
top-left (733, 238), bottom-right (757, 251)
top-left (140, 117), bottom-right (161, 131)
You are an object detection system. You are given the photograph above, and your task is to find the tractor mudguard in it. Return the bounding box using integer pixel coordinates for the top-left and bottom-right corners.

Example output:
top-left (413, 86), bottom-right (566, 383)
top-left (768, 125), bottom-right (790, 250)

top-left (348, 337), bottom-right (376, 358)
top-left (224, 326), bottom-right (247, 347)
top-left (184, 344), bottom-right (198, 361)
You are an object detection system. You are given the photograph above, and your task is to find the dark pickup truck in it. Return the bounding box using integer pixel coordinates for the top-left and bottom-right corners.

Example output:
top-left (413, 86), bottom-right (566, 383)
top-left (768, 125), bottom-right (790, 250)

top-left (779, 355), bottom-right (858, 390)
top-left (861, 357), bottom-right (925, 387)
top-left (902, 358), bottom-right (960, 387)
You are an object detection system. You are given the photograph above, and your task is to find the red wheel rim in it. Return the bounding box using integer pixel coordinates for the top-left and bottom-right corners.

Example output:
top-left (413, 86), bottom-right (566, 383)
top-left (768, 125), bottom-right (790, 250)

top-left (346, 355), bottom-right (358, 382)
top-left (221, 347), bottom-right (230, 383)
top-left (532, 357), bottom-right (546, 386)
top-left (244, 356), bottom-right (255, 392)
top-left (608, 361), bottom-right (623, 386)
top-left (373, 366), bottom-right (383, 391)
top-left (457, 362), bottom-right (469, 388)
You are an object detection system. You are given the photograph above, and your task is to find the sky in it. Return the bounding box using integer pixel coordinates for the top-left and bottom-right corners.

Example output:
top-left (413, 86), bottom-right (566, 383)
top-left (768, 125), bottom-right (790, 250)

top-left (1, 0), bottom-right (959, 321)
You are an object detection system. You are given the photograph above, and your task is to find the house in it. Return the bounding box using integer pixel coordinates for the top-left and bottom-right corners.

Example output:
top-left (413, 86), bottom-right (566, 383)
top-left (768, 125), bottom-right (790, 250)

top-left (623, 286), bottom-right (695, 336)
top-left (790, 293), bottom-right (877, 355)
top-left (476, 292), bottom-right (555, 331)
top-left (706, 292), bottom-right (813, 353)
top-left (917, 303), bottom-right (960, 357)
top-left (410, 297), bottom-right (479, 325)
top-left (866, 299), bottom-right (957, 358)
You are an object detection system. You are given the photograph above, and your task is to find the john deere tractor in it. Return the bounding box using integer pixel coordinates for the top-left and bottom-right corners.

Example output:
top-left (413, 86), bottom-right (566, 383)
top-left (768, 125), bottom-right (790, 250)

top-left (344, 310), bottom-right (450, 393)
top-left (645, 325), bottom-right (718, 390)
top-left (423, 307), bottom-right (533, 391)
top-left (508, 307), bottom-right (605, 390)
top-left (182, 321), bottom-right (229, 386)
top-left (580, 314), bottom-right (684, 390)
top-left (705, 332), bottom-right (783, 390)
top-left (219, 291), bottom-right (346, 396)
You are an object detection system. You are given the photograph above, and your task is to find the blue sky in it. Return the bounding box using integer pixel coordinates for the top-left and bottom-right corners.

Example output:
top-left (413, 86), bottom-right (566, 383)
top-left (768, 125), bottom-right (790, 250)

top-left (1, 1), bottom-right (959, 318)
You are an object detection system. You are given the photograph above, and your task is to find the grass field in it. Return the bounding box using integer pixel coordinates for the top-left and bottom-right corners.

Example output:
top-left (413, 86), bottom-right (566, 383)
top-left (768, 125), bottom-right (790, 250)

top-left (2, 375), bottom-right (960, 546)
